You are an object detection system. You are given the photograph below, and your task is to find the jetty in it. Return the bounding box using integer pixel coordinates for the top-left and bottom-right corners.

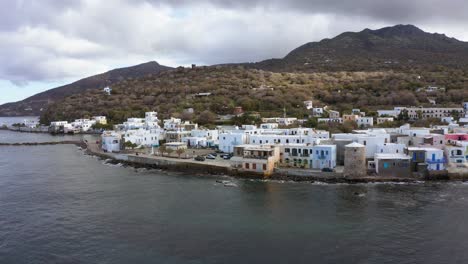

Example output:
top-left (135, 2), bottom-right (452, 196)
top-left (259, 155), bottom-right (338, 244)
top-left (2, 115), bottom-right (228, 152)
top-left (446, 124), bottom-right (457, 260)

top-left (0, 140), bottom-right (85, 147)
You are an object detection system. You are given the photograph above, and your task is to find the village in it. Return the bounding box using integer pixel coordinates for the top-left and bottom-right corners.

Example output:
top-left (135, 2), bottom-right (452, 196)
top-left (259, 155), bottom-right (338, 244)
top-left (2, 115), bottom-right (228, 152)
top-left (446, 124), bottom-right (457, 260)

top-left (9, 99), bottom-right (468, 180)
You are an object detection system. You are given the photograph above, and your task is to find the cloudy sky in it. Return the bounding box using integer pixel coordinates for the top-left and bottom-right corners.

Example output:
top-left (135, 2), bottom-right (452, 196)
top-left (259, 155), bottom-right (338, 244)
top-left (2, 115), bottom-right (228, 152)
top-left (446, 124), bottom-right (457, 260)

top-left (1, 0), bottom-right (467, 104)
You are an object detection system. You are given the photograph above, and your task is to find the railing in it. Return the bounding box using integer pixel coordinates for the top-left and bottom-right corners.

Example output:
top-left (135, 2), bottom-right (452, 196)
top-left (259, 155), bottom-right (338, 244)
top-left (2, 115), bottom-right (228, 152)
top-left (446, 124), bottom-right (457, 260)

top-left (243, 155), bottom-right (269, 160)
top-left (426, 157), bottom-right (447, 164)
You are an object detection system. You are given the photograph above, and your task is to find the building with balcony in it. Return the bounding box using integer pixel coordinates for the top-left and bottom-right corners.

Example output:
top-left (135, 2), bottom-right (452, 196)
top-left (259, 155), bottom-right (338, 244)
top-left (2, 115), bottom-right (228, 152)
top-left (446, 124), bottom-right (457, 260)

top-left (231, 145), bottom-right (280, 176)
top-left (311, 145), bottom-right (337, 169)
top-left (407, 147), bottom-right (446, 171)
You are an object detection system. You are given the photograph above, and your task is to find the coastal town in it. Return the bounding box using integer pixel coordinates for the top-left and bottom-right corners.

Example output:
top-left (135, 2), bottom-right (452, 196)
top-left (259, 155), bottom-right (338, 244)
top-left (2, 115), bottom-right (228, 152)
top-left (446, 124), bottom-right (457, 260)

top-left (7, 99), bottom-right (466, 181)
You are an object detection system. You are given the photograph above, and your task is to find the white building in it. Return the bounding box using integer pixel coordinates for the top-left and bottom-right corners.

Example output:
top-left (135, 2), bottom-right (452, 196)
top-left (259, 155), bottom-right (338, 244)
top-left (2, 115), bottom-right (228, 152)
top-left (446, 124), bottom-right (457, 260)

top-left (398, 124), bottom-right (431, 137)
top-left (377, 117), bottom-right (394, 124)
top-left (219, 131), bottom-right (249, 153)
top-left (144, 112), bottom-right (160, 129)
top-left (377, 109), bottom-right (401, 117)
top-left (311, 145), bottom-right (337, 169)
top-left (304, 100), bottom-right (313, 110)
top-left (318, 118), bottom-right (343, 123)
top-left (24, 119), bottom-right (39, 128)
top-left (408, 147), bottom-right (446, 171)
top-left (122, 118), bottom-right (146, 130)
top-left (182, 129), bottom-right (219, 148)
top-left (405, 107), bottom-right (464, 120)
top-left (124, 128), bottom-right (164, 147)
top-left (376, 143), bottom-right (405, 154)
top-left (93, 116), bottom-right (107, 125)
top-left (103, 87), bottom-right (112, 95)
top-left (356, 117), bottom-right (374, 127)
top-left (71, 119), bottom-right (97, 132)
top-left (279, 144), bottom-right (336, 169)
top-left (333, 133), bottom-right (390, 158)
top-left (445, 143), bottom-right (468, 165)
top-left (260, 123), bottom-right (279, 129)
top-left (101, 131), bottom-right (122, 153)
top-left (313, 108), bottom-right (324, 117)
top-left (50, 121), bottom-right (68, 126)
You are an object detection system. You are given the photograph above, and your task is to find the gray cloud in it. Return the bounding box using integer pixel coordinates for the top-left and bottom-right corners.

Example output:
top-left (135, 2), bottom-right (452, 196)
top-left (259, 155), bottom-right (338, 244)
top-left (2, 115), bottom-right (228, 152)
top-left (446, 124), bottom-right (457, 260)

top-left (143, 0), bottom-right (468, 24)
top-left (0, 0), bottom-right (467, 89)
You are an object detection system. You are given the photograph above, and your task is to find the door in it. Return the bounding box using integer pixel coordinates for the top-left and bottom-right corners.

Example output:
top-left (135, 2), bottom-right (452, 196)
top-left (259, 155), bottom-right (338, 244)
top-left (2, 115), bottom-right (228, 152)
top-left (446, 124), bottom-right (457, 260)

top-left (432, 153), bottom-right (436, 161)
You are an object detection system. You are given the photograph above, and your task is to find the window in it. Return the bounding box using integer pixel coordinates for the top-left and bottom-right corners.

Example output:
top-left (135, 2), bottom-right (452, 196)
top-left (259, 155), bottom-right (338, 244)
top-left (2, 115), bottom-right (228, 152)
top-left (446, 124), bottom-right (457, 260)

top-left (363, 141), bottom-right (367, 146)
top-left (253, 163), bottom-right (257, 170)
top-left (384, 162), bottom-right (389, 169)
top-left (263, 164), bottom-right (267, 170)
top-left (285, 148), bottom-right (290, 153)
top-left (245, 163), bottom-right (250, 169)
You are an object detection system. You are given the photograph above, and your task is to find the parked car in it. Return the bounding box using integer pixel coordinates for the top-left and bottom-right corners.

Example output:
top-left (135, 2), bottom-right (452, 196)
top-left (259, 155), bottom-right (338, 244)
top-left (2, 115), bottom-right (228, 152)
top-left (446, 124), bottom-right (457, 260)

top-left (194, 155), bottom-right (205, 161)
top-left (206, 154), bottom-right (216, 160)
top-left (321, 168), bottom-right (334, 172)
top-left (222, 154), bottom-right (233, 160)
top-left (209, 153), bottom-right (218, 157)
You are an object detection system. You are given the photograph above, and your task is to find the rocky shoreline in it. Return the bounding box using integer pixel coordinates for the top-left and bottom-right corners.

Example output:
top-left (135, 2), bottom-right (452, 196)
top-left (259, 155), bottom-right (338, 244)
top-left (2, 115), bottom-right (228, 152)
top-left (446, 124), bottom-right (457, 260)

top-left (83, 141), bottom-right (465, 184)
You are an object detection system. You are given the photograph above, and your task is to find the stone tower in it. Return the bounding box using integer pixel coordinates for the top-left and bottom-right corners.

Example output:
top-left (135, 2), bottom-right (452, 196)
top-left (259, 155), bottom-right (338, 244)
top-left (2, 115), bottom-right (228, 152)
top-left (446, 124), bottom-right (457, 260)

top-left (344, 142), bottom-right (367, 177)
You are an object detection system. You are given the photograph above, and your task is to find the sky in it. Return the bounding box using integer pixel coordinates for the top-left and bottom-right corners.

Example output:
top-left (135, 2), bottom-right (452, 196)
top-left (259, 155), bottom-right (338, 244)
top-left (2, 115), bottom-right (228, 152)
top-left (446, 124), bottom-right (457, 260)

top-left (1, 0), bottom-right (468, 104)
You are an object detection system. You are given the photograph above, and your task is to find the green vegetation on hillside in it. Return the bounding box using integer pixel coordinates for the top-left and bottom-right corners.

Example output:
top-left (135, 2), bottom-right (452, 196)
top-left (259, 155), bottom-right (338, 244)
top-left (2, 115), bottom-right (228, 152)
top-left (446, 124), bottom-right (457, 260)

top-left (40, 66), bottom-right (467, 125)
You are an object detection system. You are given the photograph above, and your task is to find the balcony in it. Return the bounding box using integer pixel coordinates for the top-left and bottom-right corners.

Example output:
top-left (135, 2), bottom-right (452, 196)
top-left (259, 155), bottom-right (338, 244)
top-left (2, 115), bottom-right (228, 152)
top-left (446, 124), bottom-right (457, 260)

top-left (243, 155), bottom-right (269, 160)
top-left (426, 157), bottom-right (447, 164)
top-left (316, 155), bottom-right (328, 160)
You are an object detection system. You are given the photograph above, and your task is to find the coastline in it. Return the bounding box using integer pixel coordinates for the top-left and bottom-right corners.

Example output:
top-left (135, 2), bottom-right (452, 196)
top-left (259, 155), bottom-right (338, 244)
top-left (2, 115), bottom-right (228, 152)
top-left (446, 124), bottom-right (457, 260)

top-left (0, 130), bottom-right (466, 184)
top-left (83, 140), bottom-right (467, 184)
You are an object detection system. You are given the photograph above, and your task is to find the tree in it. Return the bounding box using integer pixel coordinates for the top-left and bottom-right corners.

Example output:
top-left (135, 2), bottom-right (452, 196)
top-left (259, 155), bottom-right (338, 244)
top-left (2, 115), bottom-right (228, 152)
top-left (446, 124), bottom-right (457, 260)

top-left (342, 120), bottom-right (358, 133)
top-left (159, 145), bottom-right (167, 156)
top-left (176, 148), bottom-right (186, 158)
top-left (124, 141), bottom-right (138, 150)
top-left (397, 109), bottom-right (409, 121)
top-left (451, 110), bottom-right (460, 120)
top-left (197, 110), bottom-right (217, 125)
top-left (166, 148), bottom-right (174, 157)
top-left (304, 118), bottom-right (318, 128)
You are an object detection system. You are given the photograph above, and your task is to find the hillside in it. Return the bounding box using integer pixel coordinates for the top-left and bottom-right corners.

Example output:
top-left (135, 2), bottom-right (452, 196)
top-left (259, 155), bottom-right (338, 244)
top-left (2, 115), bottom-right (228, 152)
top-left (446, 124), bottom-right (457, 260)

top-left (40, 66), bottom-right (468, 125)
top-left (8, 24), bottom-right (468, 124)
top-left (247, 25), bottom-right (468, 72)
top-left (0, 61), bottom-right (173, 116)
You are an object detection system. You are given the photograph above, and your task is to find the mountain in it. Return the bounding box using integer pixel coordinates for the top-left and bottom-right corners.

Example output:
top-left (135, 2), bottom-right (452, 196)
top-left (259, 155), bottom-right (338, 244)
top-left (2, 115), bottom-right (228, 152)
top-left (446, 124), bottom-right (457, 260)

top-left (247, 24), bottom-right (468, 72)
top-left (0, 61), bottom-right (173, 116)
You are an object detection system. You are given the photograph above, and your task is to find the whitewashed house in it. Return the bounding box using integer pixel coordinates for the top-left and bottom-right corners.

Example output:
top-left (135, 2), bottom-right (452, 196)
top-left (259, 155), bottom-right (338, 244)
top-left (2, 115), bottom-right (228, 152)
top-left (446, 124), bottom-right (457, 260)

top-left (357, 117), bottom-right (374, 127)
top-left (124, 128), bottom-right (164, 147)
top-left (93, 116), bottom-right (107, 125)
top-left (408, 147), bottom-right (446, 171)
top-left (260, 123), bottom-right (279, 129)
top-left (313, 108), bottom-right (324, 117)
top-left (376, 143), bottom-right (405, 154)
top-left (311, 145), bottom-right (337, 169)
top-left (333, 133), bottom-right (390, 158)
top-left (219, 131), bottom-right (249, 153)
top-left (101, 131), bottom-right (122, 153)
top-left (377, 117), bottom-right (394, 124)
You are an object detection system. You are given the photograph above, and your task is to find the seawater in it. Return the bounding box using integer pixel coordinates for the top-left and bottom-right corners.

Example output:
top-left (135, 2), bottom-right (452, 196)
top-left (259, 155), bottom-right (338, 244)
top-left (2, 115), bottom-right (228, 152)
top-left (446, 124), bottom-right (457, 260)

top-left (1, 128), bottom-right (468, 263)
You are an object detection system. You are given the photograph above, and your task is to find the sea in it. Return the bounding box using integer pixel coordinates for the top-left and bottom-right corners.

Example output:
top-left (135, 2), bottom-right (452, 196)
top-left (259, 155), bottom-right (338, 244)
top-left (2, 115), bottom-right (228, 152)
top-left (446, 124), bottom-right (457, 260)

top-left (1, 117), bottom-right (468, 263)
